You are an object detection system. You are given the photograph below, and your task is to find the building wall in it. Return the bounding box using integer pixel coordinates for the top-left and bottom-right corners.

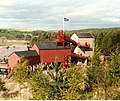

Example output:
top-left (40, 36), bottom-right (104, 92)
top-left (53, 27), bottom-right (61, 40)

top-left (78, 38), bottom-right (94, 57)
top-left (70, 33), bottom-right (79, 43)
top-left (8, 53), bottom-right (40, 69)
top-left (74, 46), bottom-right (85, 56)
top-left (31, 44), bottom-right (40, 55)
top-left (8, 53), bottom-right (20, 69)
top-left (25, 56), bottom-right (40, 66)
top-left (71, 34), bottom-right (95, 58)
top-left (39, 49), bottom-right (71, 63)
top-left (78, 38), bottom-right (94, 50)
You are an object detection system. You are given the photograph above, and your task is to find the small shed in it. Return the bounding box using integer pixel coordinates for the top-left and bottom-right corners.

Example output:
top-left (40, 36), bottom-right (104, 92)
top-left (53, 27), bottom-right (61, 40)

top-left (8, 50), bottom-right (39, 69)
top-left (31, 42), bottom-right (71, 64)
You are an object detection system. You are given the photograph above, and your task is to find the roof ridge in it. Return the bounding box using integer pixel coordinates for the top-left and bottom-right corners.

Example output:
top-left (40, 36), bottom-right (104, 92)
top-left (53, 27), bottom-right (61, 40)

top-left (14, 50), bottom-right (38, 57)
top-left (75, 32), bottom-right (94, 38)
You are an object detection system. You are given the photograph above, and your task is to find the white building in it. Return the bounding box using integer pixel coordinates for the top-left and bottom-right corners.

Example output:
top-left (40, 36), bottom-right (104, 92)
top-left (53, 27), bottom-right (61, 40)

top-left (71, 33), bottom-right (95, 66)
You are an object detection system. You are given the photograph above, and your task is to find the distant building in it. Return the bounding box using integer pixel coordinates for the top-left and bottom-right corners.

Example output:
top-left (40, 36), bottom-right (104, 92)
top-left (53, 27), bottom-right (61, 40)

top-left (71, 33), bottom-right (94, 65)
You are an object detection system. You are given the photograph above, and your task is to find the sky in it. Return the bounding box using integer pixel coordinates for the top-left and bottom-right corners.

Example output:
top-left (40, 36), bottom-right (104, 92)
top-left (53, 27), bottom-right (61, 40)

top-left (0, 0), bottom-right (120, 30)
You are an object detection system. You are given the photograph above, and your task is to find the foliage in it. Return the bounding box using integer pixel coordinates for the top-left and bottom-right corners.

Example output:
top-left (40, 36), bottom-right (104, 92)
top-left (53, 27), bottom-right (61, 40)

top-left (12, 52), bottom-right (120, 100)
top-left (29, 62), bottom-right (67, 100)
top-left (87, 52), bottom-right (101, 88)
top-left (29, 64), bottom-right (92, 100)
top-left (61, 66), bottom-right (93, 100)
top-left (0, 78), bottom-right (7, 91)
top-left (87, 51), bottom-right (120, 100)
top-left (13, 58), bottom-right (30, 84)
top-left (109, 47), bottom-right (120, 86)
top-left (46, 62), bottom-right (67, 100)
top-left (29, 67), bottom-right (49, 100)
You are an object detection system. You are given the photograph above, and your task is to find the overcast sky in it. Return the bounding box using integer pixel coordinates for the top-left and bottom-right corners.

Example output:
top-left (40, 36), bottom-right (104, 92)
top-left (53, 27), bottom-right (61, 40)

top-left (0, 0), bottom-right (120, 30)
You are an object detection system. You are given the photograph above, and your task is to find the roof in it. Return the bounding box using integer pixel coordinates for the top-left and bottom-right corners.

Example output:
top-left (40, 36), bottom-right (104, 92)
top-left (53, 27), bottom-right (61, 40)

top-left (14, 50), bottom-right (38, 57)
top-left (35, 42), bottom-right (70, 50)
top-left (76, 33), bottom-right (94, 38)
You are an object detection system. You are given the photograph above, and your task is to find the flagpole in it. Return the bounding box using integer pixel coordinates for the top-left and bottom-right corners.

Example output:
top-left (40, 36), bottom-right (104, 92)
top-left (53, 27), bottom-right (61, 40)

top-left (63, 17), bottom-right (64, 34)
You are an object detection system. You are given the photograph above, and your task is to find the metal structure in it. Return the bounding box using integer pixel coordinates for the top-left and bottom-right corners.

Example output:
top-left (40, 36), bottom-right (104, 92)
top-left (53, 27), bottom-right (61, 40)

top-left (57, 30), bottom-right (91, 61)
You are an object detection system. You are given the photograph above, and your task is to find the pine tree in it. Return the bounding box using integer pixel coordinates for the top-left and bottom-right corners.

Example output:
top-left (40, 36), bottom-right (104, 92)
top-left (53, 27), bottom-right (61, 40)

top-left (109, 46), bottom-right (120, 86)
top-left (87, 52), bottom-right (111, 99)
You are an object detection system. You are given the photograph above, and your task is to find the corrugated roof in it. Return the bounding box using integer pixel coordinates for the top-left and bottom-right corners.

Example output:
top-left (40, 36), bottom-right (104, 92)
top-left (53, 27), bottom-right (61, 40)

top-left (14, 50), bottom-right (38, 57)
top-left (35, 42), bottom-right (70, 50)
top-left (76, 33), bottom-right (94, 38)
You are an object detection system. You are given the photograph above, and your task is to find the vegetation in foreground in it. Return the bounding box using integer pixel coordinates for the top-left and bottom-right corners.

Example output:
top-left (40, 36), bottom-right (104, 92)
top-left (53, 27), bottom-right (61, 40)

top-left (10, 49), bottom-right (120, 100)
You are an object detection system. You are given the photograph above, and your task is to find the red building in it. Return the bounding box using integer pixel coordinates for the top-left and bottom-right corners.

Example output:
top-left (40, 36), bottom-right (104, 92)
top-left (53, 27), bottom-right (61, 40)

top-left (8, 50), bottom-right (40, 69)
top-left (8, 42), bottom-right (71, 70)
top-left (31, 42), bottom-right (71, 64)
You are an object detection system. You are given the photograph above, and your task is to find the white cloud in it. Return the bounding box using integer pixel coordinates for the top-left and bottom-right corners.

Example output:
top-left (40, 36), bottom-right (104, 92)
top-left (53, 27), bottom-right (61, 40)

top-left (64, 0), bottom-right (109, 17)
top-left (0, 0), bottom-right (120, 30)
top-left (101, 17), bottom-right (120, 22)
top-left (105, 10), bottom-right (120, 17)
top-left (0, 0), bottom-right (17, 6)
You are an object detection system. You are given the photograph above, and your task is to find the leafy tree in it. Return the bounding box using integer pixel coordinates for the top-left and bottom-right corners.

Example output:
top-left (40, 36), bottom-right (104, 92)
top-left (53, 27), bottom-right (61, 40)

top-left (13, 58), bottom-right (30, 84)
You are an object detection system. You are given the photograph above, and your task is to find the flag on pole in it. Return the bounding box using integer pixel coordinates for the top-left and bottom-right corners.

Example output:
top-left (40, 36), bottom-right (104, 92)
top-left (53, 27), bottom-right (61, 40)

top-left (64, 18), bottom-right (69, 21)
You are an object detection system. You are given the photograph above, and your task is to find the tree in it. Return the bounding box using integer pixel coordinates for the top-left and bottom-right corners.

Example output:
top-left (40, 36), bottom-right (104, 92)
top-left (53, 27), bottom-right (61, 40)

top-left (61, 66), bottom-right (92, 100)
top-left (29, 67), bottom-right (49, 100)
top-left (13, 58), bottom-right (30, 84)
top-left (109, 47), bottom-right (120, 86)
top-left (87, 52), bottom-right (111, 100)
top-left (29, 63), bottom-right (93, 100)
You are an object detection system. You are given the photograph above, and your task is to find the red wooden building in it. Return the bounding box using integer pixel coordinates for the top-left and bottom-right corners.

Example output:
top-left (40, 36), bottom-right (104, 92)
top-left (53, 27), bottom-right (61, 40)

top-left (8, 50), bottom-right (40, 69)
top-left (31, 42), bottom-right (71, 64)
top-left (8, 42), bottom-right (71, 69)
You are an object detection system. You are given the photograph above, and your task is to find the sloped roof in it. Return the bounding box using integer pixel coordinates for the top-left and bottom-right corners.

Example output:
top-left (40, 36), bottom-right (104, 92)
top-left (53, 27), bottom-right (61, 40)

top-left (76, 33), bottom-right (94, 38)
top-left (35, 42), bottom-right (70, 50)
top-left (14, 50), bottom-right (38, 57)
